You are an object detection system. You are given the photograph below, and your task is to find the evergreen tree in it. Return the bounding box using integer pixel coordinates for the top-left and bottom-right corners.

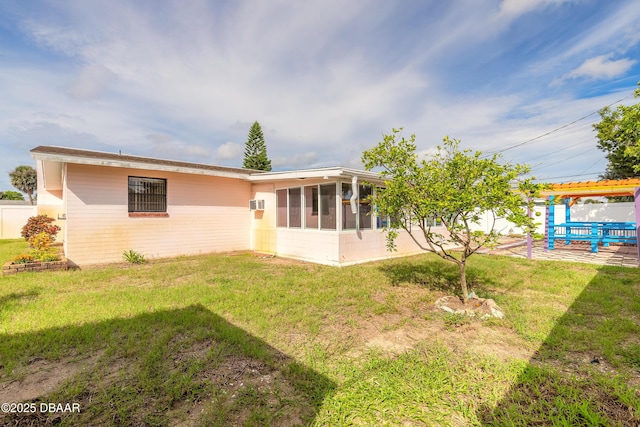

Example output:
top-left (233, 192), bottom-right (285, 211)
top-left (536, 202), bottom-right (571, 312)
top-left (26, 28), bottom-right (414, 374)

top-left (243, 121), bottom-right (272, 171)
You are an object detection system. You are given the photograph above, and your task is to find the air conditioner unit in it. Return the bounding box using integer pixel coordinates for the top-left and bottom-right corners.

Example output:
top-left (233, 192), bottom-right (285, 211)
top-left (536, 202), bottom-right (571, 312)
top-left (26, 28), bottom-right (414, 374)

top-left (249, 199), bottom-right (265, 211)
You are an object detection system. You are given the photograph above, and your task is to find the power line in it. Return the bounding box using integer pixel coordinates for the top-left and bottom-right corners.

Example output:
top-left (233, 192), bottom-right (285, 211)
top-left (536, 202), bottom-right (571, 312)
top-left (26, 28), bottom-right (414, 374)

top-left (577, 156), bottom-right (606, 176)
top-left (485, 94), bottom-right (632, 156)
top-left (533, 171), bottom-right (603, 182)
top-left (532, 146), bottom-right (599, 171)
top-left (523, 137), bottom-right (594, 163)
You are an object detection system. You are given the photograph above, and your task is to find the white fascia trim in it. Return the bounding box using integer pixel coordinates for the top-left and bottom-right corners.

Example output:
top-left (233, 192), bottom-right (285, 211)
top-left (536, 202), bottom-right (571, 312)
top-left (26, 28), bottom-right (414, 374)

top-left (249, 167), bottom-right (383, 183)
top-left (31, 153), bottom-right (253, 180)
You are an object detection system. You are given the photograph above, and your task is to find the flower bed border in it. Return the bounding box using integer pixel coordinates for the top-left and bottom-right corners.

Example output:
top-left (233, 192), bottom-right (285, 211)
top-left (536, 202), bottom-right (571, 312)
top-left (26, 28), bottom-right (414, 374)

top-left (2, 258), bottom-right (68, 275)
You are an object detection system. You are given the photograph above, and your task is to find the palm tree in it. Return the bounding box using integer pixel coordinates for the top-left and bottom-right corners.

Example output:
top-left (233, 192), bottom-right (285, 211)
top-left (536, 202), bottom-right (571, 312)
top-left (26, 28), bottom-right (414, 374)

top-left (9, 165), bottom-right (37, 205)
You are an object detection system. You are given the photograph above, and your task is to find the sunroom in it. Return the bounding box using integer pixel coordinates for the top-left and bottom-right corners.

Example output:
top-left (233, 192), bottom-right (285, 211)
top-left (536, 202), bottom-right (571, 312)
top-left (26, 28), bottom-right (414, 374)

top-left (248, 167), bottom-right (433, 266)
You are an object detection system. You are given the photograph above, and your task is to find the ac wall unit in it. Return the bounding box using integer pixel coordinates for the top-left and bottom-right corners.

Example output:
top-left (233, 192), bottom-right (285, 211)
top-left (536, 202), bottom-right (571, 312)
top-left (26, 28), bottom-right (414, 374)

top-left (249, 199), bottom-right (265, 211)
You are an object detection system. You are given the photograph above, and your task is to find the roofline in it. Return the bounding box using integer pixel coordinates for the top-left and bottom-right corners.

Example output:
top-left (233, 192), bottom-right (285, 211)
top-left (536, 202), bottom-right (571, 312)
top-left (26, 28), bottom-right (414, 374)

top-left (30, 146), bottom-right (386, 184)
top-left (540, 178), bottom-right (640, 197)
top-left (30, 145), bottom-right (262, 180)
top-left (248, 167), bottom-right (383, 183)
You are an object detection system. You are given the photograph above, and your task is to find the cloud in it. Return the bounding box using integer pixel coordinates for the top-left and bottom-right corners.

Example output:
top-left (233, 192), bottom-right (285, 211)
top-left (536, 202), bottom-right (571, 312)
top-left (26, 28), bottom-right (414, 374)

top-left (272, 152), bottom-right (319, 169)
top-left (67, 64), bottom-right (116, 100)
top-left (230, 121), bottom-right (255, 132)
top-left (566, 55), bottom-right (637, 79)
top-left (416, 147), bottom-right (440, 161)
top-left (10, 0), bottom-right (429, 149)
top-left (496, 0), bottom-right (576, 21)
top-left (145, 133), bottom-right (212, 161)
top-left (1, 0), bottom-right (639, 189)
top-left (216, 142), bottom-right (243, 160)
top-left (552, 54), bottom-right (637, 85)
top-left (8, 120), bottom-right (100, 149)
top-left (527, 1), bottom-right (640, 83)
top-left (555, 2), bottom-right (640, 58)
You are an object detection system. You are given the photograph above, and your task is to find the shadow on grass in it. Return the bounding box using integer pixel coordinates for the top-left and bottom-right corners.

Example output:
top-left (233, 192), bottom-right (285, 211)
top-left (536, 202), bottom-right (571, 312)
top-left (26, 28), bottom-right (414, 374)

top-left (0, 304), bottom-right (335, 426)
top-left (379, 257), bottom-right (497, 295)
top-left (479, 265), bottom-right (640, 426)
top-left (0, 289), bottom-right (40, 313)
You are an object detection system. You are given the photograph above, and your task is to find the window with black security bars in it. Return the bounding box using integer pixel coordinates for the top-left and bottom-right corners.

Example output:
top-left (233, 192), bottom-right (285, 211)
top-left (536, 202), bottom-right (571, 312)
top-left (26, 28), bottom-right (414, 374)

top-left (128, 177), bottom-right (167, 212)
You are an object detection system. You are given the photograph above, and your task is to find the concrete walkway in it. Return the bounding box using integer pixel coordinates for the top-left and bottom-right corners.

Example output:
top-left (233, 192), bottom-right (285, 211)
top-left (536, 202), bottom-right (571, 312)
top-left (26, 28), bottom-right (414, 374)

top-left (485, 239), bottom-right (639, 268)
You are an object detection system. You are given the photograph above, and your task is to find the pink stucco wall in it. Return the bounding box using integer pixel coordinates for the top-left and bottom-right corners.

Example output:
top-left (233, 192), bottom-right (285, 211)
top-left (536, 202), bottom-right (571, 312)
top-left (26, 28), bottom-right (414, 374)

top-left (51, 163), bottom-right (447, 267)
top-left (35, 162), bottom-right (66, 238)
top-left (250, 182), bottom-right (278, 254)
top-left (64, 164), bottom-right (252, 266)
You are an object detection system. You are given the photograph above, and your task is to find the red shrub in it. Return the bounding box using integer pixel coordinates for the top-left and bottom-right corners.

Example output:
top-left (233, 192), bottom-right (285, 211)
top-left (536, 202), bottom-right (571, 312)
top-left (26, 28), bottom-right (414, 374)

top-left (21, 215), bottom-right (61, 241)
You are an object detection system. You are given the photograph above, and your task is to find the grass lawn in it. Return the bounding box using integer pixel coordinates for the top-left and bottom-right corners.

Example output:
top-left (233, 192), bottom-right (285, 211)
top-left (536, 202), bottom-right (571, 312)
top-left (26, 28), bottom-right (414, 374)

top-left (0, 238), bottom-right (639, 426)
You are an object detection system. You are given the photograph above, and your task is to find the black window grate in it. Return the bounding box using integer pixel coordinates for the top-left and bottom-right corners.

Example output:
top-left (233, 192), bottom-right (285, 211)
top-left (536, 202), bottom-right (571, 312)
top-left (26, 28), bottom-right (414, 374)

top-left (128, 177), bottom-right (167, 212)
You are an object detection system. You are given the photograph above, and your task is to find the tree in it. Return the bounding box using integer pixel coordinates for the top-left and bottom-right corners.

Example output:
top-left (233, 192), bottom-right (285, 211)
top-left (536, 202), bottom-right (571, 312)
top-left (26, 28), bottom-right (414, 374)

top-left (583, 198), bottom-right (603, 204)
top-left (593, 84), bottom-right (640, 180)
top-left (626, 144), bottom-right (640, 174)
top-left (362, 129), bottom-right (540, 303)
top-left (0, 190), bottom-right (25, 201)
top-left (9, 165), bottom-right (37, 205)
top-left (243, 121), bottom-right (272, 171)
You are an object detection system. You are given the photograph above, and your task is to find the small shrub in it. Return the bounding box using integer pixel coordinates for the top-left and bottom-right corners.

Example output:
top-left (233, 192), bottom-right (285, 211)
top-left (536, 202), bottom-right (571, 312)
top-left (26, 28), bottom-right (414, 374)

top-left (13, 254), bottom-right (35, 264)
top-left (123, 250), bottom-right (146, 264)
top-left (39, 253), bottom-right (60, 262)
top-left (28, 232), bottom-right (54, 260)
top-left (28, 232), bottom-right (52, 251)
top-left (21, 215), bottom-right (61, 241)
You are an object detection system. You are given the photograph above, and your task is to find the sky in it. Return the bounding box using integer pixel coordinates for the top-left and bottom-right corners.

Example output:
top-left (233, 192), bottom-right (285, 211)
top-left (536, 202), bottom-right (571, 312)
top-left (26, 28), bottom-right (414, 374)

top-left (1, 0), bottom-right (640, 196)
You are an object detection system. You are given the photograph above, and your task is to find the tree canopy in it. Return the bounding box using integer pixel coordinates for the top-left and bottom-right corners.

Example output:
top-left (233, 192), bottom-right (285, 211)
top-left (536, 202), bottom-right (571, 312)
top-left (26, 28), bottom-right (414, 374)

top-left (9, 165), bottom-right (37, 205)
top-left (594, 84), bottom-right (640, 180)
top-left (243, 121), bottom-right (272, 171)
top-left (362, 129), bottom-right (541, 303)
top-left (0, 190), bottom-right (25, 201)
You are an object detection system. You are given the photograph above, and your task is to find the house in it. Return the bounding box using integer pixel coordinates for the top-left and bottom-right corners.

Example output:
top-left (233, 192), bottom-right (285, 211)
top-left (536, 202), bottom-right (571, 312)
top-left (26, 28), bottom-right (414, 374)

top-left (31, 146), bottom-right (437, 267)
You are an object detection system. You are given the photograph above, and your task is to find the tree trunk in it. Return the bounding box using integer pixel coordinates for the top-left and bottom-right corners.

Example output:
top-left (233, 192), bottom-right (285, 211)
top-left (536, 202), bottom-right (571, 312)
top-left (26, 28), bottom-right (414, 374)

top-left (459, 262), bottom-right (468, 303)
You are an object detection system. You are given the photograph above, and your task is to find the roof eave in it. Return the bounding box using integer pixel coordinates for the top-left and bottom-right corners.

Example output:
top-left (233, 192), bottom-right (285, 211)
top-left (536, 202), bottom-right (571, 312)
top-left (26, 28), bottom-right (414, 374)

top-left (248, 167), bottom-right (383, 184)
top-left (30, 151), bottom-right (254, 180)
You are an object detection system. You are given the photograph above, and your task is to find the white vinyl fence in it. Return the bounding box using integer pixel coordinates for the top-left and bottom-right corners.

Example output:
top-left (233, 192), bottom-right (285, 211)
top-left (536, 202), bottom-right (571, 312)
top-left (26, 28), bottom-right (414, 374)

top-left (0, 204), bottom-right (37, 238)
top-left (470, 202), bottom-right (636, 236)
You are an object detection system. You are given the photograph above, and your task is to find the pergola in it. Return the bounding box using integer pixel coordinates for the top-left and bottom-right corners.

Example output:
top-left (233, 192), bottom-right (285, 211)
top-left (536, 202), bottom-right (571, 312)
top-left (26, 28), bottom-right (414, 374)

top-left (539, 178), bottom-right (640, 263)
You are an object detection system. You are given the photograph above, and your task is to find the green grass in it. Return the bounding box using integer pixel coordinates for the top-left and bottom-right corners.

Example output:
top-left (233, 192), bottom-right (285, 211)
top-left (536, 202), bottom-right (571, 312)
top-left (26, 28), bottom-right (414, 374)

top-left (1, 239), bottom-right (639, 425)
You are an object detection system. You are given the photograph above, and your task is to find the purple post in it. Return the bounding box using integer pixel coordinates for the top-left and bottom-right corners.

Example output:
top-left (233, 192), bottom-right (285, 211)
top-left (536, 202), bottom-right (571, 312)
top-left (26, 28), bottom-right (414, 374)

top-left (527, 197), bottom-right (532, 259)
top-left (565, 197), bottom-right (571, 246)
top-left (635, 187), bottom-right (640, 265)
top-left (544, 196), bottom-right (549, 251)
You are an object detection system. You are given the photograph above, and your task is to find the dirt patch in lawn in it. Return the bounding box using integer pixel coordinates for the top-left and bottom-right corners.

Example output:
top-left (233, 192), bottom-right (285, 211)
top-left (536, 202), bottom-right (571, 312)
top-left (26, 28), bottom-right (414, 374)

top-left (319, 285), bottom-right (534, 363)
top-left (0, 353), bottom-right (102, 403)
top-left (0, 339), bottom-right (316, 427)
top-left (253, 253), bottom-right (321, 272)
top-left (355, 312), bottom-right (532, 362)
top-left (164, 342), bottom-right (310, 427)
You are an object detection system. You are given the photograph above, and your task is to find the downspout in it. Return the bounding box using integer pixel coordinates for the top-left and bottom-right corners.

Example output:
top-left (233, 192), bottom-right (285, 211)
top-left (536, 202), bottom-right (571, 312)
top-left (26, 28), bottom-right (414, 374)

top-left (350, 176), bottom-right (359, 230)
